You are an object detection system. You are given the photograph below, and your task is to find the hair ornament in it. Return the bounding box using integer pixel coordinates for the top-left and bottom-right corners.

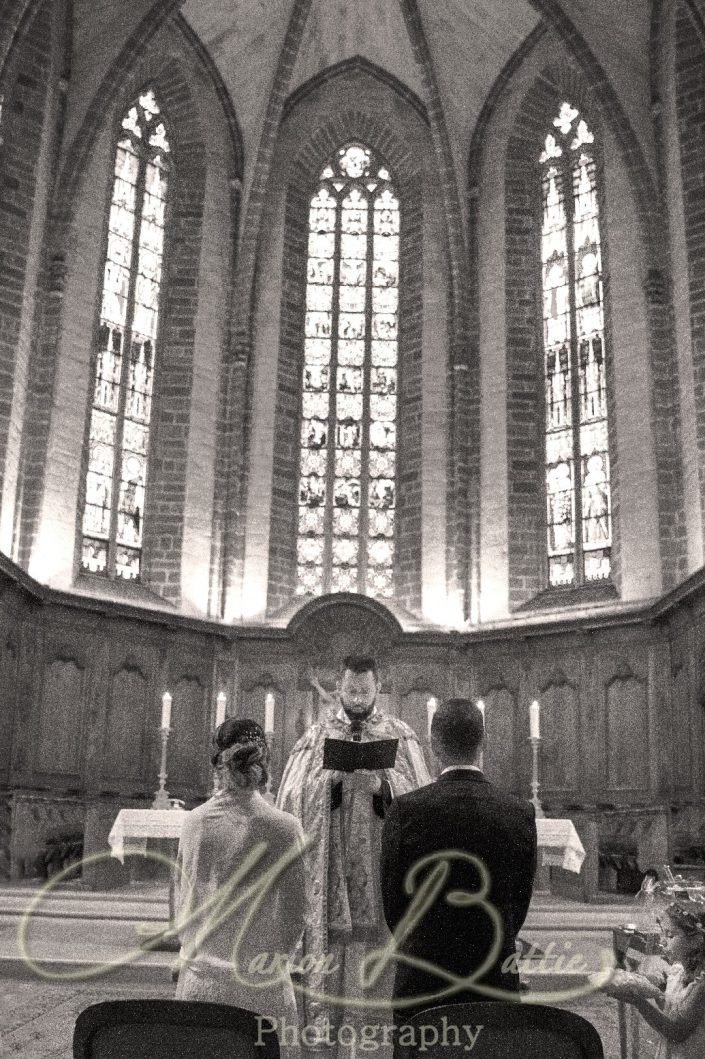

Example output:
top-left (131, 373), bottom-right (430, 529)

top-left (211, 717), bottom-right (268, 766)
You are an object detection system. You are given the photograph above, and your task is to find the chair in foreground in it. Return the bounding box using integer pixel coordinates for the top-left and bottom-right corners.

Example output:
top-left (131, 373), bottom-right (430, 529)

top-left (73, 999), bottom-right (280, 1059)
top-left (397, 1001), bottom-right (604, 1058)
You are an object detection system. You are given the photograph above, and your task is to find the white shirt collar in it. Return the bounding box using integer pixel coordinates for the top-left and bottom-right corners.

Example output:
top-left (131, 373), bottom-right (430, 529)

top-left (440, 764), bottom-right (482, 774)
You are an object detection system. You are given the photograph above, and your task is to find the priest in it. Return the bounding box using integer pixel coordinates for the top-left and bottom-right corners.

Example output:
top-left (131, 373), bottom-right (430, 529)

top-left (276, 655), bottom-right (431, 1054)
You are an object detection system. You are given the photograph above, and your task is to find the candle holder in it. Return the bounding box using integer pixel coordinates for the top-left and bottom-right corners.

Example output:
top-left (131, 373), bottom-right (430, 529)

top-left (264, 731), bottom-right (275, 802)
top-left (152, 725), bottom-right (173, 809)
top-left (528, 735), bottom-right (545, 818)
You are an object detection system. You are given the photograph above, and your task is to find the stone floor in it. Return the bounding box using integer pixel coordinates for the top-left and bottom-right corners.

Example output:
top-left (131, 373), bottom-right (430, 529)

top-left (0, 977), bottom-right (624, 1058)
top-left (0, 882), bottom-right (635, 1057)
top-left (0, 977), bottom-right (175, 1057)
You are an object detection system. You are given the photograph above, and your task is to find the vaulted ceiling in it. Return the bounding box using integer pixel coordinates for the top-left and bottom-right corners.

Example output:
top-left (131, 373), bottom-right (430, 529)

top-left (67, 0), bottom-right (655, 209)
top-left (179, 0), bottom-right (541, 190)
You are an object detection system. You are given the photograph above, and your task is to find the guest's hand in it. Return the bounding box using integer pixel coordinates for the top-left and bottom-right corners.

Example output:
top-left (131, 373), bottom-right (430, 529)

top-left (595, 970), bottom-right (649, 1001)
top-left (349, 770), bottom-right (383, 794)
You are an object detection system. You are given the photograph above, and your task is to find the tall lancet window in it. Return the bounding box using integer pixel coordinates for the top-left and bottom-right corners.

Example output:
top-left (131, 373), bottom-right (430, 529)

top-left (296, 143), bottom-right (399, 598)
top-left (80, 89), bottom-right (169, 581)
top-left (540, 102), bottom-right (612, 588)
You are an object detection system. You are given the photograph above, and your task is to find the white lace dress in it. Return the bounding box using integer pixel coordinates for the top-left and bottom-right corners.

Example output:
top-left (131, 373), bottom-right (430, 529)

top-left (173, 790), bottom-right (307, 1056)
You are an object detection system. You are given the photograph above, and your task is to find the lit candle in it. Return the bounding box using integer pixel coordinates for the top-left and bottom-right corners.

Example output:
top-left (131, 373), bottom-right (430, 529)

top-left (161, 691), bottom-right (172, 730)
top-left (427, 696), bottom-right (438, 739)
top-left (265, 692), bottom-right (275, 735)
top-left (529, 699), bottom-right (540, 739)
top-left (478, 699), bottom-right (485, 724)
top-left (215, 691), bottom-right (227, 728)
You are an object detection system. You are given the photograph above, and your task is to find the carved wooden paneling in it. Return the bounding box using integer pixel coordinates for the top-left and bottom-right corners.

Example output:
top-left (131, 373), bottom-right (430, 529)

top-left (397, 687), bottom-right (434, 747)
top-left (169, 676), bottom-right (207, 793)
top-left (540, 679), bottom-right (579, 793)
top-left (240, 669), bottom-right (291, 787)
top-left (36, 657), bottom-right (85, 776)
top-left (697, 647), bottom-right (705, 796)
top-left (604, 671), bottom-right (649, 792)
top-left (671, 661), bottom-right (693, 792)
top-left (0, 639), bottom-right (18, 782)
top-left (289, 597), bottom-right (399, 668)
top-left (242, 675), bottom-right (280, 734)
top-left (103, 665), bottom-right (149, 783)
top-left (482, 687), bottom-right (517, 792)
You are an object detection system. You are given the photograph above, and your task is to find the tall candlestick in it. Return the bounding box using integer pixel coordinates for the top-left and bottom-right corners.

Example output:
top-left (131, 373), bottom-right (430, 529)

top-left (152, 724), bottom-right (173, 809)
top-left (215, 691), bottom-right (227, 728)
top-left (529, 699), bottom-right (540, 740)
top-left (427, 696), bottom-right (438, 740)
top-left (161, 691), bottom-right (172, 730)
top-left (476, 700), bottom-right (486, 772)
top-left (265, 692), bottom-right (275, 735)
top-left (529, 735), bottom-right (545, 817)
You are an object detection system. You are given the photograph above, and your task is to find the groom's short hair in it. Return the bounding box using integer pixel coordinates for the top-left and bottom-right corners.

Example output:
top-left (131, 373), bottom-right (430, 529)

top-left (432, 698), bottom-right (484, 758)
top-left (341, 655), bottom-right (378, 680)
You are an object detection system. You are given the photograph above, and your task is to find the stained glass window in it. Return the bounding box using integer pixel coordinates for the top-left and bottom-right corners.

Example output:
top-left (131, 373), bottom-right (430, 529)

top-left (296, 143), bottom-right (399, 598)
top-left (80, 89), bottom-right (169, 581)
top-left (540, 102), bottom-right (612, 588)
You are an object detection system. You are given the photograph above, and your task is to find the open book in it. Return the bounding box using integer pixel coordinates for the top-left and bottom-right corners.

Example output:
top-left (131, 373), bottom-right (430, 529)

top-left (322, 737), bottom-right (398, 772)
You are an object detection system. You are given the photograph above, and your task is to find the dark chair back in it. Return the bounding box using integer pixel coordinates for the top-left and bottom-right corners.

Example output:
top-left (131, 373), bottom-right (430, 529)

top-left (73, 1000), bottom-right (281, 1059)
top-left (398, 1002), bottom-right (603, 1058)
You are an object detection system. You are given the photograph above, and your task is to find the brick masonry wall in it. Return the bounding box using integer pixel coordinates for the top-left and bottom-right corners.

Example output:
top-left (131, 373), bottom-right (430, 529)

top-left (656, 0), bottom-right (704, 573)
top-left (0, 0), bottom-right (54, 553)
top-left (504, 75), bottom-right (558, 608)
top-left (139, 65), bottom-right (207, 605)
top-left (675, 4), bottom-right (705, 566)
top-left (252, 69), bottom-right (438, 618)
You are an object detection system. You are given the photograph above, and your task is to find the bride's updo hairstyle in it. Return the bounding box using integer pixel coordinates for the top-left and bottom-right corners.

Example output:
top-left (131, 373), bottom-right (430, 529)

top-left (211, 718), bottom-right (270, 792)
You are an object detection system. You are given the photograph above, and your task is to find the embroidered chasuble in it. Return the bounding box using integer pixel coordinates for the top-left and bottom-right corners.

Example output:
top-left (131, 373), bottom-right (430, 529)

top-left (276, 706), bottom-right (431, 1052)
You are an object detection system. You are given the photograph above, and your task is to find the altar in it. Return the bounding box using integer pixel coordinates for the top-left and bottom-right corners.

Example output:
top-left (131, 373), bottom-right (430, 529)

top-left (108, 808), bottom-right (187, 863)
top-left (108, 807), bottom-right (586, 873)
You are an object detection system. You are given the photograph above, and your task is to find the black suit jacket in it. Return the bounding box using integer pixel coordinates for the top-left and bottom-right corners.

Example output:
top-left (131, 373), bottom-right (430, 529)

top-left (380, 769), bottom-right (537, 1015)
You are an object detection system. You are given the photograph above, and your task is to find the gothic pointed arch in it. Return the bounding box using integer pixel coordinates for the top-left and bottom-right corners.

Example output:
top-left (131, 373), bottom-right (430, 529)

top-left (504, 68), bottom-right (618, 606)
top-left (540, 101), bottom-right (612, 588)
top-left (79, 87), bottom-right (171, 581)
top-left (261, 84), bottom-right (429, 619)
top-left (18, 23), bottom-right (241, 610)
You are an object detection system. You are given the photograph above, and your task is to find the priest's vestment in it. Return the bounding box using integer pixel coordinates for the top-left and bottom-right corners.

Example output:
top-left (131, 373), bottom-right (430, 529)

top-left (276, 705), bottom-right (431, 1049)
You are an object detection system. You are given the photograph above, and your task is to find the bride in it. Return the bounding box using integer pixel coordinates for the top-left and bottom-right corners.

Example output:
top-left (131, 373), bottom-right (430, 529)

top-left (174, 718), bottom-right (307, 1053)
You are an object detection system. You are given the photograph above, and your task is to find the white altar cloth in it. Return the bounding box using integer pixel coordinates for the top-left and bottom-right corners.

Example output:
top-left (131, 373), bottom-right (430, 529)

top-left (109, 809), bottom-right (585, 873)
top-left (108, 808), bottom-right (187, 863)
top-left (537, 818), bottom-right (585, 873)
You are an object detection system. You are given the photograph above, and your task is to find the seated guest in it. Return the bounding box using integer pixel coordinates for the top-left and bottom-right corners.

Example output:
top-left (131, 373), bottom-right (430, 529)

top-left (599, 900), bottom-right (705, 1058)
top-left (174, 718), bottom-right (306, 1042)
top-left (380, 698), bottom-right (537, 1020)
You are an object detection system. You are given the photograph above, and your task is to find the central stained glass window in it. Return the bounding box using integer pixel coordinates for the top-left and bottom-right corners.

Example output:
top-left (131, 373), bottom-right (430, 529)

top-left (296, 143), bottom-right (399, 598)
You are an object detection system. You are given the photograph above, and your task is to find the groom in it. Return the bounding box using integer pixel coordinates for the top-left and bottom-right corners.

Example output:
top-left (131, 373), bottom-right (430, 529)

top-left (380, 698), bottom-right (537, 1018)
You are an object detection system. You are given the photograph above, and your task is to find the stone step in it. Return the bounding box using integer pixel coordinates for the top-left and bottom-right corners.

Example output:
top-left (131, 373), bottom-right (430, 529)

top-left (0, 882), bottom-right (170, 920)
top-left (0, 882), bottom-right (638, 926)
